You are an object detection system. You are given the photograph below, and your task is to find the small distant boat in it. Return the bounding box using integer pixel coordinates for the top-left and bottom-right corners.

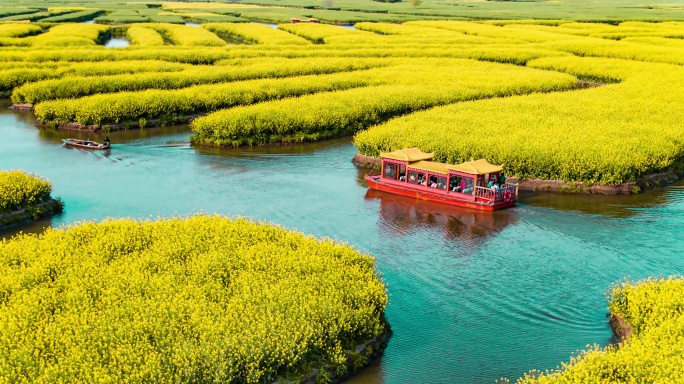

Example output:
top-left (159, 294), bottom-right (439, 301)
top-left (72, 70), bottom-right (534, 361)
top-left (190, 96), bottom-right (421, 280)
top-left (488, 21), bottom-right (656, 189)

top-left (365, 148), bottom-right (518, 211)
top-left (62, 138), bottom-right (110, 150)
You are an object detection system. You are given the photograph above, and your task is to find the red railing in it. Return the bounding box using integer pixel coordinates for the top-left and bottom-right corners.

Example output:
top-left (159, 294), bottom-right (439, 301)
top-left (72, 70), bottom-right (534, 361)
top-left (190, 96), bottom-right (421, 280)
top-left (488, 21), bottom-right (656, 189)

top-left (474, 184), bottom-right (518, 203)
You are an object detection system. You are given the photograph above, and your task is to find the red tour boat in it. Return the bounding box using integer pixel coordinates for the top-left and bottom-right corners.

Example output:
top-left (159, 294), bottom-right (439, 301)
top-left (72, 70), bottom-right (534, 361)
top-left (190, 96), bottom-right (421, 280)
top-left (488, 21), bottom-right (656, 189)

top-left (364, 148), bottom-right (518, 211)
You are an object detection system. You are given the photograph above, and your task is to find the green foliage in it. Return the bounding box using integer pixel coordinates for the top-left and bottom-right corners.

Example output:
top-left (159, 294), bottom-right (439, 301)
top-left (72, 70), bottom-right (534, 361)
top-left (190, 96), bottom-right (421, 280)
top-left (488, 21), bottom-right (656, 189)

top-left (350, 351), bottom-right (368, 370)
top-left (0, 8), bottom-right (39, 18)
top-left (39, 9), bottom-right (105, 23)
top-left (0, 215), bottom-right (388, 383)
top-left (315, 369), bottom-right (332, 384)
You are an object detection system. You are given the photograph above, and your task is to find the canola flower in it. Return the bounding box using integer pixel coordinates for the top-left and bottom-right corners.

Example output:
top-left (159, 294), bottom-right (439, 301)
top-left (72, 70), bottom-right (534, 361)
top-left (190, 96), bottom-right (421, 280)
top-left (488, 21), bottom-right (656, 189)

top-left (354, 55), bottom-right (684, 185)
top-left (136, 23), bottom-right (226, 47)
top-left (203, 22), bottom-right (310, 45)
top-left (191, 60), bottom-right (575, 147)
top-left (126, 26), bottom-right (165, 46)
top-left (0, 170), bottom-right (53, 214)
top-left (2, 20), bottom-right (684, 185)
top-left (12, 57), bottom-right (388, 104)
top-left (0, 60), bottom-right (188, 92)
top-left (518, 276), bottom-right (684, 383)
top-left (0, 215), bottom-right (388, 383)
top-left (0, 24), bottom-right (42, 38)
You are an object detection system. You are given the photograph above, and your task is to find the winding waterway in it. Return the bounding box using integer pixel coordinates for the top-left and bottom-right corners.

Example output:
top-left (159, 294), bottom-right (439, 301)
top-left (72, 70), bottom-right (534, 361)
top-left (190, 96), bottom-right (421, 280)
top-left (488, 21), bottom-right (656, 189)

top-left (2, 100), bottom-right (683, 383)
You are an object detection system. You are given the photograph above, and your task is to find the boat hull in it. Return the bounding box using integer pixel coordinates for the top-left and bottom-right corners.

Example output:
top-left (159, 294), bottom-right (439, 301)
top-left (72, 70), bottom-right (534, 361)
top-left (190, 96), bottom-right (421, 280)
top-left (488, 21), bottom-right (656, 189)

top-left (62, 139), bottom-right (110, 150)
top-left (365, 174), bottom-right (515, 211)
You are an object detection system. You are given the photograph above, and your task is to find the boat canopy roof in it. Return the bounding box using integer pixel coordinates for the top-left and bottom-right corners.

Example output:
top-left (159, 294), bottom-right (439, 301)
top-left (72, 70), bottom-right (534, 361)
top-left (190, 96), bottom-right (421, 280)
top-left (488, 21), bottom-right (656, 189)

top-left (447, 159), bottom-right (504, 175)
top-left (380, 148), bottom-right (434, 162)
top-left (407, 160), bottom-right (449, 175)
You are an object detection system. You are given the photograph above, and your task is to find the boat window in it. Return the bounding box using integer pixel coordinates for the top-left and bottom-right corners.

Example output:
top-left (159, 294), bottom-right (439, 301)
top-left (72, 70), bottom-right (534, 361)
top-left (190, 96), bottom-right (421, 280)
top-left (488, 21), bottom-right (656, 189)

top-left (383, 162), bottom-right (397, 180)
top-left (437, 177), bottom-right (446, 190)
top-left (450, 175), bottom-right (474, 194)
top-left (428, 175), bottom-right (446, 189)
top-left (407, 171), bottom-right (425, 185)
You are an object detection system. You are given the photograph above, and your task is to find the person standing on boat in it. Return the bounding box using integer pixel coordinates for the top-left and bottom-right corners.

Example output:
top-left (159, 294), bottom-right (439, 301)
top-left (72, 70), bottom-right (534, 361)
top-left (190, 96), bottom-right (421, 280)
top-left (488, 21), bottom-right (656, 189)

top-left (104, 136), bottom-right (111, 147)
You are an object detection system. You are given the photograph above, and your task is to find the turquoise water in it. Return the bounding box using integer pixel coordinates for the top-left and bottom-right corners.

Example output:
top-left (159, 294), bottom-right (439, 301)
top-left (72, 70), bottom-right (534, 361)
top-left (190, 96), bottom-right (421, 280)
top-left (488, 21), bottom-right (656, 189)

top-left (2, 102), bottom-right (684, 382)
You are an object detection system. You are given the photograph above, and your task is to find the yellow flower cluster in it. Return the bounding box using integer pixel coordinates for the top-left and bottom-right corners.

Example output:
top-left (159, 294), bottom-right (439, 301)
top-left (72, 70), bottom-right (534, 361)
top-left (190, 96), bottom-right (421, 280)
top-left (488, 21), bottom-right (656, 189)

top-left (125, 26), bottom-right (165, 47)
top-left (0, 60), bottom-right (187, 92)
top-left (518, 276), bottom-right (684, 383)
top-left (0, 215), bottom-right (388, 383)
top-left (355, 54), bottom-right (684, 184)
top-left (190, 59), bottom-right (575, 147)
top-left (277, 23), bottom-right (364, 44)
top-left (13, 57), bottom-right (387, 105)
top-left (204, 22), bottom-right (310, 45)
top-left (135, 23), bottom-right (226, 47)
top-left (29, 24), bottom-right (109, 47)
top-left (2, 20), bottom-right (684, 184)
top-left (0, 24), bottom-right (42, 38)
top-left (35, 65), bottom-right (380, 125)
top-left (0, 170), bottom-right (53, 214)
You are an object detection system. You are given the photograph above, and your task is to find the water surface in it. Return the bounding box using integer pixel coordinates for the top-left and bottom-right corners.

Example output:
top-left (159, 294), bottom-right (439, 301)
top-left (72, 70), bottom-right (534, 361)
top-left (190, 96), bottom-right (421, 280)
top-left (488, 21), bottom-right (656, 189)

top-left (250, 21), bottom-right (278, 29)
top-left (1, 102), bottom-right (683, 383)
top-left (104, 37), bottom-right (130, 48)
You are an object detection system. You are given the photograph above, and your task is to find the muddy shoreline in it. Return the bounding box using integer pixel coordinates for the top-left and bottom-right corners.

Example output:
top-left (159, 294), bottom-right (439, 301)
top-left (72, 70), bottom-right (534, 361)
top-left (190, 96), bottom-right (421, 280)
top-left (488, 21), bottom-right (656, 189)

top-left (33, 113), bottom-right (208, 132)
top-left (275, 317), bottom-right (392, 384)
top-left (0, 199), bottom-right (63, 230)
top-left (608, 313), bottom-right (632, 342)
top-left (352, 153), bottom-right (684, 195)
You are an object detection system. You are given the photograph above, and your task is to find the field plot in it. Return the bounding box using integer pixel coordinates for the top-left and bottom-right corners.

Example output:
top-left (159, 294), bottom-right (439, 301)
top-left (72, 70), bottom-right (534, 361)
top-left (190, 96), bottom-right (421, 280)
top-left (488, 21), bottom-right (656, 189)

top-left (0, 216), bottom-right (388, 383)
top-left (0, 20), bottom-right (683, 189)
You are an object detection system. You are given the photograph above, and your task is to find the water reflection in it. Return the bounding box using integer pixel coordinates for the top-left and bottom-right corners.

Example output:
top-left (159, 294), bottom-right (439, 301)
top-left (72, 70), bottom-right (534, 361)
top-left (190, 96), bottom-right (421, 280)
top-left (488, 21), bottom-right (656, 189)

top-left (521, 180), bottom-right (684, 218)
top-left (3, 97), bottom-right (684, 383)
top-left (193, 136), bottom-right (353, 159)
top-left (35, 123), bottom-right (193, 146)
top-left (365, 189), bottom-right (516, 243)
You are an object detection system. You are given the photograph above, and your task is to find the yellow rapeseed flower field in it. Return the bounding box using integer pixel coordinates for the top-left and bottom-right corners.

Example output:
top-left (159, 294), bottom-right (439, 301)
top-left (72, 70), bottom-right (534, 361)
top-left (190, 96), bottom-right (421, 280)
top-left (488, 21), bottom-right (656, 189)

top-left (0, 170), bottom-right (52, 214)
top-left (518, 277), bottom-right (684, 383)
top-left (3, 20), bottom-right (684, 185)
top-left (0, 215), bottom-right (388, 383)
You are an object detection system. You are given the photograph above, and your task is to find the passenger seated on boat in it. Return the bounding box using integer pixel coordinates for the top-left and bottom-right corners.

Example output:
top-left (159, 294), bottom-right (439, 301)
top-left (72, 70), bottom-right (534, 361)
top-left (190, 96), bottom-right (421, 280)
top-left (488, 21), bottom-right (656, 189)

top-left (459, 179), bottom-right (467, 191)
top-left (409, 173), bottom-right (417, 183)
